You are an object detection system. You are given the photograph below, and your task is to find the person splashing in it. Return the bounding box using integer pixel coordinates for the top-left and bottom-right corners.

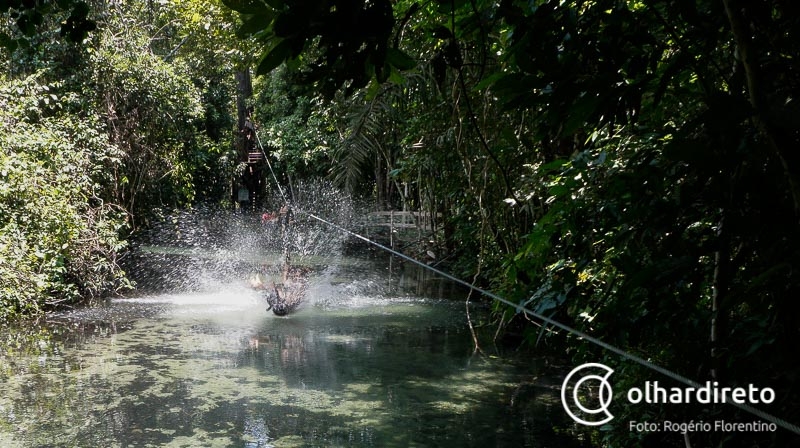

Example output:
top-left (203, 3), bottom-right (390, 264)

top-left (249, 204), bottom-right (310, 315)
top-left (249, 253), bottom-right (310, 316)
top-left (269, 255), bottom-right (311, 315)
top-left (241, 111), bottom-right (310, 315)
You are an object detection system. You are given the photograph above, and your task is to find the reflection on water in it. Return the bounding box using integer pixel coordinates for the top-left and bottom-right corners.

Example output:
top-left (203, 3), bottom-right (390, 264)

top-left (0, 260), bottom-right (583, 448)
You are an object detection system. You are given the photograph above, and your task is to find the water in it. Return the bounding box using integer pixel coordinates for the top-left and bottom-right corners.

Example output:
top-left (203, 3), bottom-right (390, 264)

top-left (0, 191), bottom-right (587, 447)
top-left (0, 260), bottom-right (587, 447)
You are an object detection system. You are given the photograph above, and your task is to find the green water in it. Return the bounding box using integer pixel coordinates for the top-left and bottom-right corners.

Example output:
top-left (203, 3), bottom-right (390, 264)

top-left (0, 262), bottom-right (583, 447)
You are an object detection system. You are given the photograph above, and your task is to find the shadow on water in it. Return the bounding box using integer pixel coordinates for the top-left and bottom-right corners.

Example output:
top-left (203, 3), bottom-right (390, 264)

top-left (0, 189), bottom-right (590, 447)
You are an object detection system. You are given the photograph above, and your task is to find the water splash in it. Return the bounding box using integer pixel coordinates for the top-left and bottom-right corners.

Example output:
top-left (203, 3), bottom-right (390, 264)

top-left (269, 178), bottom-right (356, 260)
top-left (124, 181), bottom-right (362, 307)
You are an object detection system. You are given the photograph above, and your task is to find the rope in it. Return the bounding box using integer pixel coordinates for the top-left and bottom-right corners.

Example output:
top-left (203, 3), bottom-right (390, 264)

top-left (252, 126), bottom-right (287, 203)
top-left (248, 120), bottom-right (800, 436)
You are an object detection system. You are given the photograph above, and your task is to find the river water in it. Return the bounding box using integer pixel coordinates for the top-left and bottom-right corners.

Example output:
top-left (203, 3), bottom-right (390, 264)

top-left (0, 253), bottom-right (586, 447)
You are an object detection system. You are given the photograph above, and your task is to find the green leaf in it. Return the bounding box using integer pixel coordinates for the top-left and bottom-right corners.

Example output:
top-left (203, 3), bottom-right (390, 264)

top-left (237, 12), bottom-right (273, 38)
top-left (388, 66), bottom-right (406, 85)
top-left (263, 0), bottom-right (285, 10)
top-left (539, 159), bottom-right (569, 173)
top-left (363, 79), bottom-right (381, 101)
top-left (386, 48), bottom-right (416, 71)
top-left (256, 39), bottom-right (291, 75)
top-left (472, 71), bottom-right (506, 91)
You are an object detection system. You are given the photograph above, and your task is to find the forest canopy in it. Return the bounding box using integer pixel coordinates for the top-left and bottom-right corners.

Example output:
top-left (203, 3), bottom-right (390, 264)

top-left (1, 1), bottom-right (799, 446)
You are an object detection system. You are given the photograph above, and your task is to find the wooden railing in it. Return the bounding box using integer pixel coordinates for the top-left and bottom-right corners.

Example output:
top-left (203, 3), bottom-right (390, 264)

top-left (360, 211), bottom-right (436, 232)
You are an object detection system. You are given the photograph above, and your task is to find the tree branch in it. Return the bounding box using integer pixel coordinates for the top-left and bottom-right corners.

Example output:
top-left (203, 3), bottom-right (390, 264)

top-left (723, 0), bottom-right (800, 216)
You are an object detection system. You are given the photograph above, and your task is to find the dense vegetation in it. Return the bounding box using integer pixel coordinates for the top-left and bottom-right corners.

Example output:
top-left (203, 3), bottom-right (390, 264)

top-left (0, 1), bottom-right (237, 317)
top-left (2, 0), bottom-right (799, 446)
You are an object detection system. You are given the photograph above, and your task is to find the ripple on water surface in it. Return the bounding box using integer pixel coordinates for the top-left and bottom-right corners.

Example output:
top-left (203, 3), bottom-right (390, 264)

top-left (0, 276), bottom-right (581, 448)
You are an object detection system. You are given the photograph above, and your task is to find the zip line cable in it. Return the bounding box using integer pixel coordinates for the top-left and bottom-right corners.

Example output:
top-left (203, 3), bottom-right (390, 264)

top-left (252, 128), bottom-right (286, 202)
top-left (304, 212), bottom-right (800, 436)
top-left (249, 121), bottom-right (800, 436)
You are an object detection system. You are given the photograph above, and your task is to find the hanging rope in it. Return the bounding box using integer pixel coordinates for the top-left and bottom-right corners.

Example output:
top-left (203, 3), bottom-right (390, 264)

top-left (248, 119), bottom-right (800, 436)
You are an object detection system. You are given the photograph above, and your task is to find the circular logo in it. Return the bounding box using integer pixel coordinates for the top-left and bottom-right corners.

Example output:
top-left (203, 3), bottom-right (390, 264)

top-left (561, 362), bottom-right (615, 426)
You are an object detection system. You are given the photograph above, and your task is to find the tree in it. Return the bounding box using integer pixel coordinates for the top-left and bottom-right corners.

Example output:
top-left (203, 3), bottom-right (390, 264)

top-left (222, 1), bottom-right (800, 446)
top-left (88, 4), bottom-right (207, 226)
top-left (0, 0), bottom-right (247, 317)
top-left (221, 0), bottom-right (406, 96)
top-left (0, 74), bottom-right (128, 319)
top-left (252, 65), bottom-right (336, 181)
top-left (0, 0), bottom-right (95, 51)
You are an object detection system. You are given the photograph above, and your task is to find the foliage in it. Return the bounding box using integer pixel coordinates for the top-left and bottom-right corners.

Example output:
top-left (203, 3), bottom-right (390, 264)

top-left (251, 65), bottom-right (336, 180)
top-left (493, 2), bottom-right (800, 445)
top-left (147, 0), bottom-right (252, 204)
top-left (223, 0), bottom-right (800, 446)
top-left (0, 0), bottom-right (247, 319)
top-left (89, 26), bottom-right (207, 225)
top-left (1, 0), bottom-right (798, 442)
top-left (0, 0), bottom-right (95, 51)
top-left (222, 0), bottom-right (413, 97)
top-left (0, 74), bottom-right (128, 320)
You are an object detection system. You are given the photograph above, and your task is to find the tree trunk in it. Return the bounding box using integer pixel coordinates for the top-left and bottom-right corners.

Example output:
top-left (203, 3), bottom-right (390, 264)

top-left (375, 152), bottom-right (386, 208)
top-left (235, 69), bottom-right (253, 129)
top-left (234, 69), bottom-right (254, 207)
top-left (723, 0), bottom-right (800, 216)
top-left (710, 215), bottom-right (729, 382)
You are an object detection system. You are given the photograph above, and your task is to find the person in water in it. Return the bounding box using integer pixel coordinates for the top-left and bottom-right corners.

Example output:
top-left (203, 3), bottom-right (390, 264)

top-left (250, 258), bottom-right (310, 316)
top-left (250, 202), bottom-right (308, 315)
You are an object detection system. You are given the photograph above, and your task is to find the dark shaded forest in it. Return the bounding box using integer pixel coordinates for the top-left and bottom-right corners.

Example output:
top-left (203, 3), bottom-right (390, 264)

top-left (1, 1), bottom-right (799, 446)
